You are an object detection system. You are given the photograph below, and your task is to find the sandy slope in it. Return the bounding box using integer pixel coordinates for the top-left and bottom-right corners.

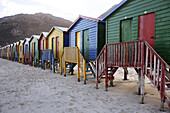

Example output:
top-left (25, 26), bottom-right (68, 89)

top-left (0, 58), bottom-right (169, 113)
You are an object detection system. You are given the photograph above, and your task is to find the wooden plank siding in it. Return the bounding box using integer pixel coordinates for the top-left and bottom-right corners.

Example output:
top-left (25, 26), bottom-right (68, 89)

top-left (105, 0), bottom-right (170, 64)
top-left (69, 17), bottom-right (105, 60)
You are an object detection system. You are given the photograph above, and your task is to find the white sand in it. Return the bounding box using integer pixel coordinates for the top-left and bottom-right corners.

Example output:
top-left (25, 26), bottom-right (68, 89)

top-left (0, 58), bottom-right (169, 113)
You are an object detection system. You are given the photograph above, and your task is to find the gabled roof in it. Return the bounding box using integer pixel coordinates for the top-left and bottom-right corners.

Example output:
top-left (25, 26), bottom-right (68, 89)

top-left (29, 35), bottom-right (40, 43)
top-left (42, 32), bottom-right (48, 37)
top-left (47, 26), bottom-right (69, 37)
top-left (19, 40), bottom-right (24, 44)
top-left (39, 32), bottom-right (49, 40)
top-left (54, 26), bottom-right (68, 32)
top-left (101, 0), bottom-right (127, 20)
top-left (67, 15), bottom-right (101, 31)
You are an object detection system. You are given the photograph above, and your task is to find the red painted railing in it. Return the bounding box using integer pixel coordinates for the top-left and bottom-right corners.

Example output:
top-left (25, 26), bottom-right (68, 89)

top-left (96, 40), bottom-right (169, 108)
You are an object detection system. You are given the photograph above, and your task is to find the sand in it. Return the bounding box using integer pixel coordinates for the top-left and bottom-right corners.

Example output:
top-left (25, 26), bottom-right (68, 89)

top-left (0, 58), bottom-right (169, 113)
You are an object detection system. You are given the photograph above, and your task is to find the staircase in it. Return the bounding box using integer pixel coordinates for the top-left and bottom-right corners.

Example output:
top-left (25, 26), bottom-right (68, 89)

top-left (41, 49), bottom-right (55, 73)
top-left (62, 63), bottom-right (76, 75)
top-left (96, 40), bottom-right (170, 110)
top-left (60, 47), bottom-right (95, 83)
top-left (85, 61), bottom-right (95, 84)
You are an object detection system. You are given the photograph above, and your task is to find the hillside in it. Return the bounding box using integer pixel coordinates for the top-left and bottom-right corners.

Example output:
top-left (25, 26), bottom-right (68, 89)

top-left (0, 13), bottom-right (72, 47)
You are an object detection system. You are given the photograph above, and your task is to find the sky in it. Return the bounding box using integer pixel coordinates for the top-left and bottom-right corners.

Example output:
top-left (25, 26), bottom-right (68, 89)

top-left (0, 0), bottom-right (122, 21)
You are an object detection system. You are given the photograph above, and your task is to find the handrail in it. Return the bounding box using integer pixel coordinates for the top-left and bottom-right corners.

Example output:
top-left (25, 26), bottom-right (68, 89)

top-left (144, 41), bottom-right (169, 68)
top-left (96, 40), bottom-right (169, 109)
top-left (60, 47), bottom-right (86, 81)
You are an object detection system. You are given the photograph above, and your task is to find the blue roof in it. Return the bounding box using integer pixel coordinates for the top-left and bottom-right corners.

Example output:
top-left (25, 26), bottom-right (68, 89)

top-left (101, 0), bottom-right (127, 20)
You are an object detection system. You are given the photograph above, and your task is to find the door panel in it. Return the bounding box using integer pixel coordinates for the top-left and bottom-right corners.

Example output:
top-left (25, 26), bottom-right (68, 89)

top-left (56, 37), bottom-right (59, 58)
top-left (83, 29), bottom-right (89, 59)
top-left (121, 19), bottom-right (132, 42)
top-left (139, 13), bottom-right (155, 48)
top-left (76, 31), bottom-right (81, 50)
top-left (52, 38), bottom-right (55, 56)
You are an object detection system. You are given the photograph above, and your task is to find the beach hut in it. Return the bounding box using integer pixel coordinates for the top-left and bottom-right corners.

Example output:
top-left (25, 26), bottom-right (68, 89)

top-left (38, 32), bottom-right (48, 63)
top-left (46, 26), bottom-right (69, 59)
top-left (23, 38), bottom-right (31, 64)
top-left (96, 0), bottom-right (170, 110)
top-left (29, 35), bottom-right (40, 67)
top-left (12, 43), bottom-right (16, 61)
top-left (39, 32), bottom-right (48, 50)
top-left (6, 45), bottom-right (10, 60)
top-left (14, 42), bottom-right (19, 62)
top-left (9, 44), bottom-right (13, 60)
top-left (18, 40), bottom-right (24, 63)
top-left (67, 15), bottom-right (105, 60)
top-left (60, 15), bottom-right (105, 83)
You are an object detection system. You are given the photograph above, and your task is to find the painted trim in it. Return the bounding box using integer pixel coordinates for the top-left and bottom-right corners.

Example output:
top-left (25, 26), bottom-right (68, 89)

top-left (101, 0), bottom-right (127, 20)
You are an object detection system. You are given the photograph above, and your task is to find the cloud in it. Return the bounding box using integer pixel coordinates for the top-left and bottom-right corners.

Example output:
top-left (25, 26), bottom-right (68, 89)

top-left (0, 0), bottom-right (122, 21)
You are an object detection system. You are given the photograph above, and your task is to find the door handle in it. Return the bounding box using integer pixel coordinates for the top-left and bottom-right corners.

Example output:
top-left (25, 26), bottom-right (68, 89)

top-left (151, 36), bottom-right (155, 39)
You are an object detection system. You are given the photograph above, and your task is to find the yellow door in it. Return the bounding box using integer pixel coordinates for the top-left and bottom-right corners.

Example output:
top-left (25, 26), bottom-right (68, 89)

top-left (76, 31), bottom-right (81, 49)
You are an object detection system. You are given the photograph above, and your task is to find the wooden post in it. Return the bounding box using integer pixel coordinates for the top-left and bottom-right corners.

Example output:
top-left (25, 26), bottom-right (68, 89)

top-left (64, 61), bottom-right (66, 77)
top-left (96, 58), bottom-right (98, 89)
top-left (160, 63), bottom-right (165, 111)
top-left (83, 59), bottom-right (86, 84)
top-left (141, 41), bottom-right (145, 104)
top-left (138, 69), bottom-right (141, 95)
top-left (123, 67), bottom-right (128, 80)
top-left (105, 45), bottom-right (108, 91)
top-left (60, 57), bottom-right (62, 75)
top-left (77, 48), bottom-right (80, 82)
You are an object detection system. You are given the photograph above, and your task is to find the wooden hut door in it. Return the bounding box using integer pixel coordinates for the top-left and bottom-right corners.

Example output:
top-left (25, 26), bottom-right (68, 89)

top-left (76, 31), bottom-right (81, 50)
top-left (139, 13), bottom-right (155, 48)
top-left (83, 29), bottom-right (89, 59)
top-left (120, 19), bottom-right (132, 42)
top-left (56, 37), bottom-right (59, 58)
top-left (32, 43), bottom-right (34, 57)
top-left (52, 38), bottom-right (55, 56)
top-left (34, 42), bottom-right (36, 57)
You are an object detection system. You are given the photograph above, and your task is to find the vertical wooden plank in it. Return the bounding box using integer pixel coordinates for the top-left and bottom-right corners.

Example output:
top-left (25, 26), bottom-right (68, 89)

top-left (126, 43), bottom-right (128, 66)
top-left (83, 59), bottom-right (86, 84)
top-left (124, 43), bottom-right (126, 66)
top-left (105, 45), bottom-right (108, 91)
top-left (153, 55), bottom-right (156, 85)
top-left (145, 47), bottom-right (148, 75)
top-left (150, 52), bottom-right (153, 79)
top-left (141, 41), bottom-right (145, 104)
top-left (138, 42), bottom-right (141, 67)
top-left (77, 48), bottom-right (80, 82)
top-left (111, 45), bottom-right (113, 65)
top-left (135, 42), bottom-right (137, 67)
top-left (129, 43), bottom-right (132, 66)
top-left (160, 63), bottom-right (165, 110)
top-left (156, 59), bottom-right (160, 88)
top-left (132, 42), bottom-right (134, 66)
top-left (121, 43), bottom-right (123, 66)
top-left (114, 44), bottom-right (116, 65)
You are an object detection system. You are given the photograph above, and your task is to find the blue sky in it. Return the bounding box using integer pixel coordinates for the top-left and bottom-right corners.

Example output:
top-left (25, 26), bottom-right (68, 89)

top-left (0, 0), bottom-right (122, 21)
